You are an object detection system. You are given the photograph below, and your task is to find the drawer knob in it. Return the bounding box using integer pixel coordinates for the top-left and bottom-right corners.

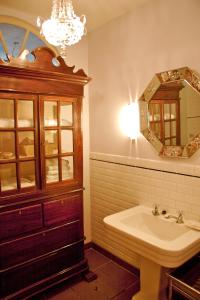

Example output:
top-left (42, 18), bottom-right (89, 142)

top-left (18, 210), bottom-right (22, 215)
top-left (42, 232), bottom-right (46, 237)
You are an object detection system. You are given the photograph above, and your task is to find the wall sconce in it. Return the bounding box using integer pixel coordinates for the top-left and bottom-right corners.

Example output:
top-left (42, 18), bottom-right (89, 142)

top-left (119, 102), bottom-right (139, 140)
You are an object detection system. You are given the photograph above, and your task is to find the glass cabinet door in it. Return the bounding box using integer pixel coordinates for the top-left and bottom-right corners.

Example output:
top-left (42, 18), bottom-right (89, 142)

top-left (0, 93), bottom-right (81, 193)
top-left (42, 96), bottom-right (75, 185)
top-left (0, 94), bottom-right (37, 193)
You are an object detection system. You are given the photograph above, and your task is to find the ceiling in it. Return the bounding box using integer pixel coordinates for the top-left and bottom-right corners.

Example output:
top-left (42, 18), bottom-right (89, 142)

top-left (0, 0), bottom-right (149, 32)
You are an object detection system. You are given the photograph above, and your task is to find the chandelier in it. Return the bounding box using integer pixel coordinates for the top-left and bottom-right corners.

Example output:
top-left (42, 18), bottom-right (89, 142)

top-left (37, 0), bottom-right (86, 48)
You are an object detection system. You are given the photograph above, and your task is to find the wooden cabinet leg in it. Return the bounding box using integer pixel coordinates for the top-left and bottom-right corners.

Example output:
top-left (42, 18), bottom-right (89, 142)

top-left (83, 270), bottom-right (98, 282)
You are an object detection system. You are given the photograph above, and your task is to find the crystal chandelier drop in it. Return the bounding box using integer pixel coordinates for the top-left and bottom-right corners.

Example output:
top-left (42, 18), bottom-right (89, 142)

top-left (37, 0), bottom-right (86, 48)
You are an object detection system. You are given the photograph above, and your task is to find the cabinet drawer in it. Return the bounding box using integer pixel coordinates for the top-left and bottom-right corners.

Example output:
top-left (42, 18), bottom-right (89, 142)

top-left (0, 204), bottom-right (42, 240)
top-left (0, 221), bottom-right (82, 269)
top-left (43, 195), bottom-right (82, 226)
top-left (0, 241), bottom-right (84, 298)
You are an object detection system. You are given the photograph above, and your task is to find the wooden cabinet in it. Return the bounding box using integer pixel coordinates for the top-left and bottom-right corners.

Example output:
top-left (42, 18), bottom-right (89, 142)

top-left (0, 47), bottom-right (90, 299)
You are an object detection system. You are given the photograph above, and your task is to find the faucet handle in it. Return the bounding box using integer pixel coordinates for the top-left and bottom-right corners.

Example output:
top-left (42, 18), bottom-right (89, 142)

top-left (176, 210), bottom-right (184, 224)
top-left (152, 204), bottom-right (160, 216)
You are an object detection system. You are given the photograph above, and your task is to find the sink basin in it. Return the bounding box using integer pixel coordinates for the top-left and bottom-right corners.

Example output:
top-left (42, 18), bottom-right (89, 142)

top-left (104, 205), bottom-right (200, 268)
top-left (122, 213), bottom-right (189, 241)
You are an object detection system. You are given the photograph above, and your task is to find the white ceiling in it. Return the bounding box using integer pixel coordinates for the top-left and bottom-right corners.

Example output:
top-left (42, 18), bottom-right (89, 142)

top-left (0, 0), bottom-right (149, 32)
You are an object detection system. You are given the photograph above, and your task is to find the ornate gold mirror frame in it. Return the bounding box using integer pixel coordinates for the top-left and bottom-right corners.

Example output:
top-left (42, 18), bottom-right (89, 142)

top-left (139, 67), bottom-right (200, 158)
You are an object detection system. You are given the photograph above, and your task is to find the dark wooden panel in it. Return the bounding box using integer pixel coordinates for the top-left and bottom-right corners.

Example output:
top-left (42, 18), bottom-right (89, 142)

top-left (0, 76), bottom-right (84, 97)
top-left (0, 221), bottom-right (82, 269)
top-left (0, 241), bottom-right (84, 298)
top-left (0, 204), bottom-right (42, 240)
top-left (43, 195), bottom-right (82, 226)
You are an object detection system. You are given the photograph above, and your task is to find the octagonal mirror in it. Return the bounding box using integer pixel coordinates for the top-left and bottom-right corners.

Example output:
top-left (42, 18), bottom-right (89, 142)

top-left (139, 67), bottom-right (200, 158)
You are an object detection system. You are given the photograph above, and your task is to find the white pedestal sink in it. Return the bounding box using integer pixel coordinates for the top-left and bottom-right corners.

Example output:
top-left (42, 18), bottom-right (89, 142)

top-left (103, 205), bottom-right (200, 300)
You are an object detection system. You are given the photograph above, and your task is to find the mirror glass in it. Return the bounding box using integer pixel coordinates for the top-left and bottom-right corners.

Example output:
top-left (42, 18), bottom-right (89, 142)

top-left (139, 67), bottom-right (200, 158)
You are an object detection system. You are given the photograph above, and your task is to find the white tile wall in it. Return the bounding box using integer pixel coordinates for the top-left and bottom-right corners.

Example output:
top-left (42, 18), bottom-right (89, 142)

top-left (90, 152), bottom-right (200, 268)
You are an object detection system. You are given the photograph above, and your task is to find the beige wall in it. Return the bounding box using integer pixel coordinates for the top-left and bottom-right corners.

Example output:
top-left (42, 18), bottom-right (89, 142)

top-left (89, 0), bottom-right (200, 163)
top-left (0, 6), bottom-right (91, 242)
top-left (89, 0), bottom-right (200, 267)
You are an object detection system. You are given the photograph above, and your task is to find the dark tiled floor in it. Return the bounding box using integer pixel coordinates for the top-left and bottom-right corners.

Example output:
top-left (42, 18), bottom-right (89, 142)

top-left (35, 248), bottom-right (140, 300)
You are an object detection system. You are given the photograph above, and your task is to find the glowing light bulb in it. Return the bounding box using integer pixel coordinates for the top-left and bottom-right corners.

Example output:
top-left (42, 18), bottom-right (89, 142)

top-left (119, 103), bottom-right (139, 139)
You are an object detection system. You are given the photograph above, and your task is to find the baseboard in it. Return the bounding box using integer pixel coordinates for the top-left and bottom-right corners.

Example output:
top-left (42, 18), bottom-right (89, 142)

top-left (84, 241), bottom-right (140, 276)
top-left (84, 241), bottom-right (93, 250)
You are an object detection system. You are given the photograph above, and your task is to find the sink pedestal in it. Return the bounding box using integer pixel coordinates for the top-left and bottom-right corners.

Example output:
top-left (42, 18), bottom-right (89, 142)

top-left (132, 256), bottom-right (168, 300)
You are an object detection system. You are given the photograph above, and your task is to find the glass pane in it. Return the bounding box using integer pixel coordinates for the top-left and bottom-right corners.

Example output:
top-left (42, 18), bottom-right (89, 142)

top-left (154, 104), bottom-right (160, 120)
top-left (164, 104), bottom-right (170, 120)
top-left (44, 101), bottom-right (58, 127)
top-left (165, 139), bottom-right (170, 146)
top-left (172, 138), bottom-right (176, 145)
top-left (61, 130), bottom-right (73, 153)
top-left (154, 123), bottom-right (161, 139)
top-left (60, 102), bottom-right (73, 126)
top-left (61, 156), bottom-right (74, 180)
top-left (0, 40), bottom-right (8, 61)
top-left (25, 32), bottom-right (45, 52)
top-left (52, 57), bottom-right (60, 67)
top-left (171, 103), bottom-right (176, 119)
top-left (165, 122), bottom-right (170, 138)
top-left (25, 53), bottom-right (36, 62)
top-left (148, 105), bottom-right (153, 121)
top-left (171, 121), bottom-right (176, 136)
top-left (46, 158), bottom-right (59, 183)
top-left (0, 24), bottom-right (26, 57)
top-left (0, 99), bottom-right (14, 128)
top-left (1, 163), bottom-right (17, 191)
top-left (0, 132), bottom-right (15, 159)
top-left (19, 131), bottom-right (35, 158)
top-left (18, 100), bottom-right (34, 127)
top-left (45, 130), bottom-right (58, 155)
top-left (20, 161), bottom-right (35, 188)
top-left (149, 103), bottom-right (160, 121)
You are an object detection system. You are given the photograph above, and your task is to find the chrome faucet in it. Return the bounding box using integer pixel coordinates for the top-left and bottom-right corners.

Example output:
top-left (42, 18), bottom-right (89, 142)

top-left (165, 211), bottom-right (184, 224)
top-left (152, 204), bottom-right (160, 216)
